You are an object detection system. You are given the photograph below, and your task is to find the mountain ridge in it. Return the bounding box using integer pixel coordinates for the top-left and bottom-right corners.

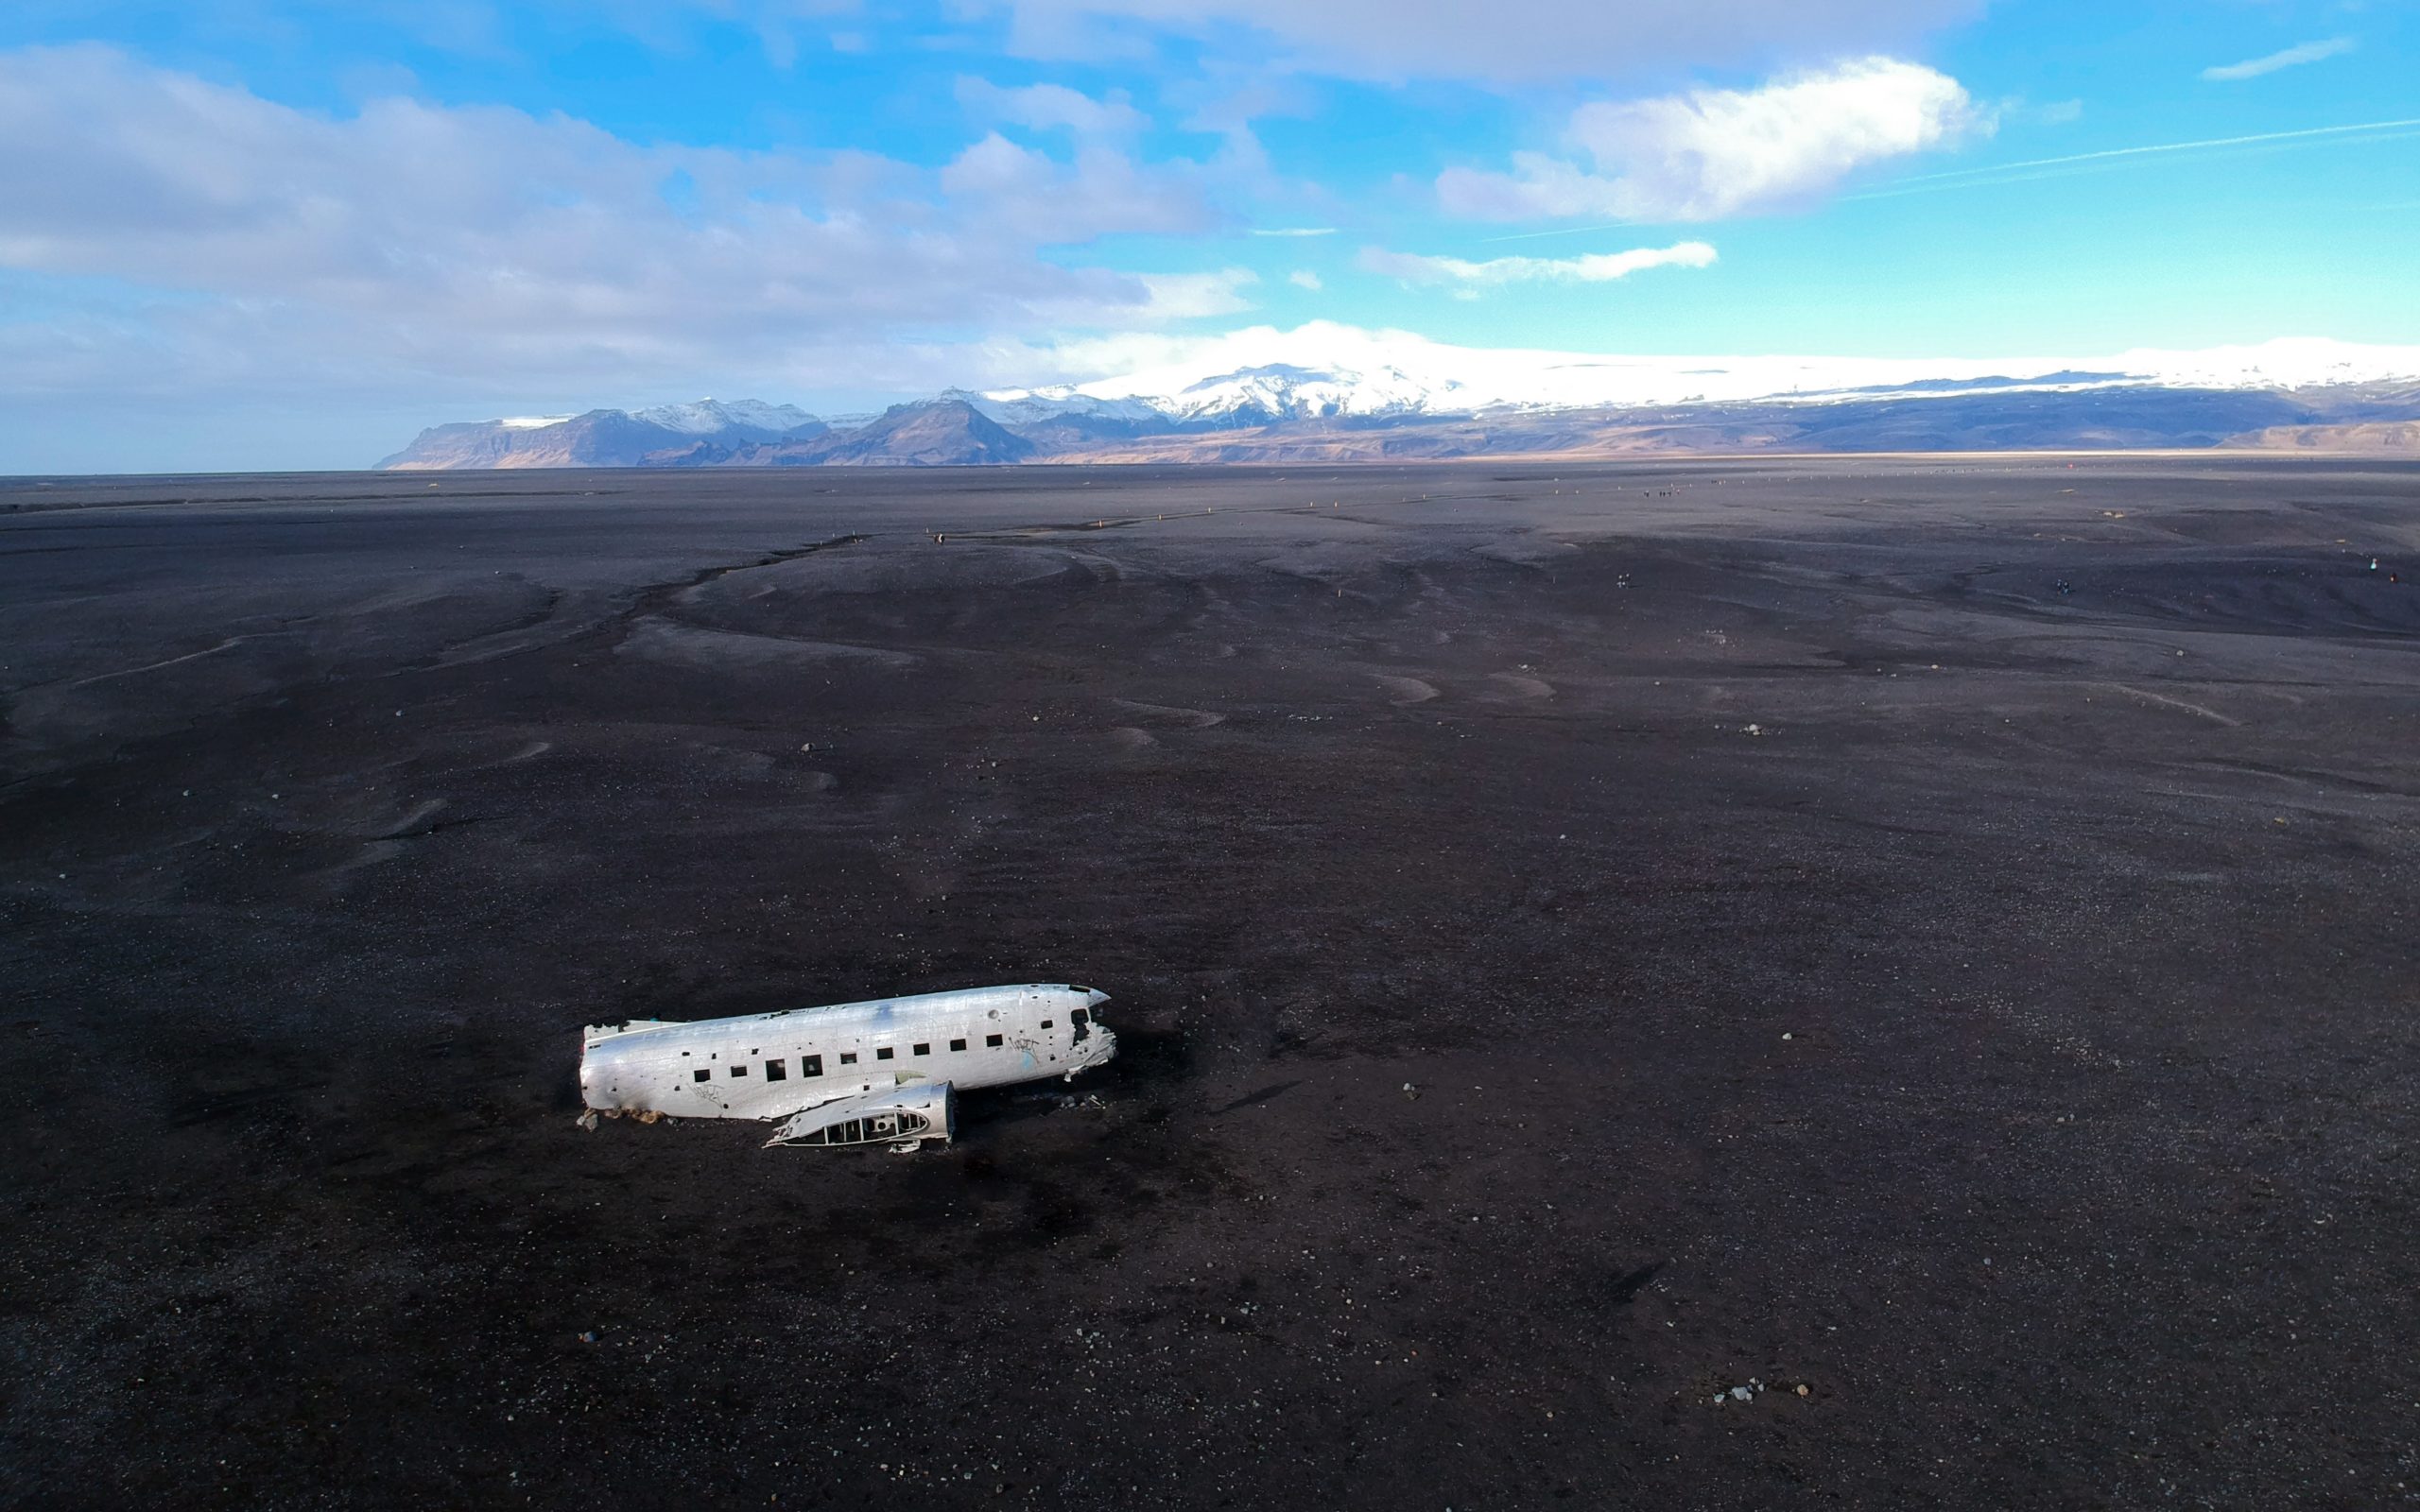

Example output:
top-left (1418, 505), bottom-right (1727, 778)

top-left (377, 337), bottom-right (2420, 469)
top-left (380, 398), bottom-right (828, 470)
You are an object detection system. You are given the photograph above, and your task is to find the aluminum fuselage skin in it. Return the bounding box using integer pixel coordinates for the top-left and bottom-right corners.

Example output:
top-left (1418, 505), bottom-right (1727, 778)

top-left (579, 984), bottom-right (1114, 1123)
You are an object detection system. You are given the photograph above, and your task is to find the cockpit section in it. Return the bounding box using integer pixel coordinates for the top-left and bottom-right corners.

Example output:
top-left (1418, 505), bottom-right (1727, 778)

top-left (1063, 1005), bottom-right (1115, 1075)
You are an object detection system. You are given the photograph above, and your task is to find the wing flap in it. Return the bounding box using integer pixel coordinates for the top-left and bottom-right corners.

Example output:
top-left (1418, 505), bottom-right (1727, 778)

top-left (765, 1082), bottom-right (955, 1149)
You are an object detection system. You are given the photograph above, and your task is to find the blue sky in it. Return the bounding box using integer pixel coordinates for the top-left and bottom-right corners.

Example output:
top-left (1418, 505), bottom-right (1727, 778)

top-left (1, 0), bottom-right (2414, 470)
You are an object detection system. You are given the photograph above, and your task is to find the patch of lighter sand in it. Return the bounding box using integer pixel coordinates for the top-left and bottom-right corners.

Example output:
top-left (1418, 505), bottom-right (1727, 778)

top-left (1109, 697), bottom-right (1226, 728)
top-left (1486, 672), bottom-right (1556, 700)
top-left (1374, 674), bottom-right (1440, 705)
top-left (621, 618), bottom-right (920, 673)
top-left (2097, 682), bottom-right (2242, 727)
top-left (62, 635), bottom-right (251, 688)
top-left (1470, 533), bottom-right (1580, 568)
top-left (372, 799), bottom-right (449, 839)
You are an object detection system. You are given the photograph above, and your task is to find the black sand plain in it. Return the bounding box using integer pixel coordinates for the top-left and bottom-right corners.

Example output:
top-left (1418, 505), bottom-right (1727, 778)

top-left (3, 457), bottom-right (2416, 1510)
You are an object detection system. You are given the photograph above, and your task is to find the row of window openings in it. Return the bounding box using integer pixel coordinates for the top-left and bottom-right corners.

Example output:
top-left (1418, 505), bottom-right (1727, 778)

top-left (691, 1032), bottom-right (1014, 1084)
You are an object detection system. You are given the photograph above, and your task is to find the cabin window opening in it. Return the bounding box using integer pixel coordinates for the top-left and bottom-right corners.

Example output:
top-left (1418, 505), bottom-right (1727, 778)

top-left (840, 1052), bottom-right (857, 1065)
top-left (730, 1064), bottom-right (748, 1076)
top-left (986, 1033), bottom-right (1003, 1048)
top-left (913, 1043), bottom-right (931, 1057)
top-left (950, 1038), bottom-right (967, 1052)
top-left (1041, 1019), bottom-right (1054, 1030)
top-left (766, 1059), bottom-right (786, 1081)
top-left (692, 1068), bottom-right (711, 1083)
top-left (876, 1047), bottom-right (894, 1061)
top-left (804, 1055), bottom-right (823, 1076)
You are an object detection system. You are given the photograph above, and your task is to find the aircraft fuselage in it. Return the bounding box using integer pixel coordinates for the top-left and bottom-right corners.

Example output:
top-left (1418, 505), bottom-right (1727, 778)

top-left (579, 984), bottom-right (1115, 1146)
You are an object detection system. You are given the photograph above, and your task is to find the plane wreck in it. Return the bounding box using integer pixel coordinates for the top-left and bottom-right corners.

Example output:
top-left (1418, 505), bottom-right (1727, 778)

top-left (578, 984), bottom-right (1115, 1151)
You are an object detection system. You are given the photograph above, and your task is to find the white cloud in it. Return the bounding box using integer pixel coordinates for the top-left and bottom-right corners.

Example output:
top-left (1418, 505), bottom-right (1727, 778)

top-left (2201, 37), bottom-right (2356, 83)
top-left (940, 132), bottom-right (1211, 241)
top-left (1359, 240), bottom-right (1716, 291)
top-left (0, 44), bottom-right (1225, 406)
top-left (1159, 66), bottom-right (1325, 192)
top-left (1134, 267), bottom-right (1261, 318)
top-left (977, 0), bottom-right (1978, 84)
top-left (1288, 268), bottom-right (1322, 290)
top-left (1251, 226), bottom-right (1337, 237)
top-left (1439, 57), bottom-right (1988, 222)
top-left (956, 77), bottom-right (1149, 136)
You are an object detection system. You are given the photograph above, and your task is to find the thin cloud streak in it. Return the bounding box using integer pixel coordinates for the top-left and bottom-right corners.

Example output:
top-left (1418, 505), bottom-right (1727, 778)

top-left (1360, 240), bottom-right (1716, 289)
top-left (1852, 116), bottom-right (2420, 199)
top-left (1478, 219), bottom-right (1646, 244)
top-left (2201, 37), bottom-right (2356, 82)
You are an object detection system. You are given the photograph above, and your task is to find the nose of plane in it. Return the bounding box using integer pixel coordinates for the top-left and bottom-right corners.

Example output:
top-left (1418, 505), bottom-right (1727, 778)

top-left (1083, 988), bottom-right (1110, 1007)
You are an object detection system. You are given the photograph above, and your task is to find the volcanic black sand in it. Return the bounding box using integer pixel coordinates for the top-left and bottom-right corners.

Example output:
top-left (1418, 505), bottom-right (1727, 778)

top-left (3, 458), bottom-right (2416, 1510)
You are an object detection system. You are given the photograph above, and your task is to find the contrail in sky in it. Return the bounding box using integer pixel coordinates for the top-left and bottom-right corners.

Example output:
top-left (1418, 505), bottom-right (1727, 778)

top-left (1479, 117), bottom-right (2420, 242)
top-left (1864, 115), bottom-right (2420, 194)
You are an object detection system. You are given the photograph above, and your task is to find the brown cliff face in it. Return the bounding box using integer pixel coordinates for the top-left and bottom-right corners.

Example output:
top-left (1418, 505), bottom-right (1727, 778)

top-left (380, 401), bottom-right (1033, 469)
top-left (380, 409), bottom-right (830, 470)
top-left (679, 401), bottom-right (1040, 467)
top-left (798, 400), bottom-right (1037, 466)
top-left (379, 411), bottom-right (693, 469)
top-left (2225, 421), bottom-right (2420, 452)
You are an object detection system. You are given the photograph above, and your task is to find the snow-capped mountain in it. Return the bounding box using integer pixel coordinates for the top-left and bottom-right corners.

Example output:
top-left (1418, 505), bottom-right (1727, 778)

top-left (1160, 362), bottom-right (1467, 423)
top-left (631, 398), bottom-right (821, 438)
top-left (2102, 338), bottom-right (2420, 393)
top-left (947, 388), bottom-right (1164, 428)
top-left (980, 361), bottom-right (1463, 426)
top-left (985, 325), bottom-right (2420, 421)
top-left (378, 328), bottom-right (2420, 468)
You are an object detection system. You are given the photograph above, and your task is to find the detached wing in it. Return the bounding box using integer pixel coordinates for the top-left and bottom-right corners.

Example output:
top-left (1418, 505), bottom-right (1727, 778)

top-left (765, 1082), bottom-right (955, 1148)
